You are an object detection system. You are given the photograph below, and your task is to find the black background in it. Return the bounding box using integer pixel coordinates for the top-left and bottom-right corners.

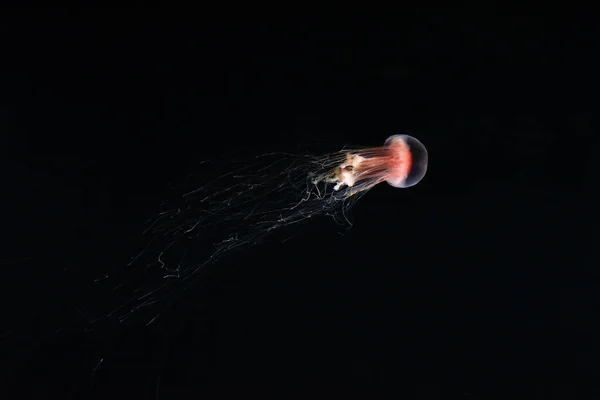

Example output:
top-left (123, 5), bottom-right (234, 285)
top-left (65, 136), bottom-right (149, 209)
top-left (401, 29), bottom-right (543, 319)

top-left (1, 8), bottom-right (599, 398)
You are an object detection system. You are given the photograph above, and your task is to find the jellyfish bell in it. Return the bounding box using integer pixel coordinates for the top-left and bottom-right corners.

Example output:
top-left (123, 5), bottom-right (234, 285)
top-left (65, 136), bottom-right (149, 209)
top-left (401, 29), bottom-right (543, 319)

top-left (383, 134), bottom-right (428, 188)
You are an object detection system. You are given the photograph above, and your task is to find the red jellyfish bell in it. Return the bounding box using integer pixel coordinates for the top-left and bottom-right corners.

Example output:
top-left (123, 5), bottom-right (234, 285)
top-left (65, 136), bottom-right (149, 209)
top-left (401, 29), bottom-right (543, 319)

top-left (383, 134), bottom-right (428, 188)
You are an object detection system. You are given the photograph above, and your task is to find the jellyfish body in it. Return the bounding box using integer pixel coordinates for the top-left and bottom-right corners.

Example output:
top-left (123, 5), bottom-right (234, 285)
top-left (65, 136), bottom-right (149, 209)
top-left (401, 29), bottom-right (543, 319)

top-left (383, 134), bottom-right (428, 188)
top-left (321, 134), bottom-right (428, 195)
top-left (103, 134), bottom-right (427, 326)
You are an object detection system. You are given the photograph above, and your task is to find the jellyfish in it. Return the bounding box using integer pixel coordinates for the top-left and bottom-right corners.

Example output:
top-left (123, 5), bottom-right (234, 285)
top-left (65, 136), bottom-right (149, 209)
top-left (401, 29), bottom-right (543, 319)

top-left (95, 134), bottom-right (428, 325)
